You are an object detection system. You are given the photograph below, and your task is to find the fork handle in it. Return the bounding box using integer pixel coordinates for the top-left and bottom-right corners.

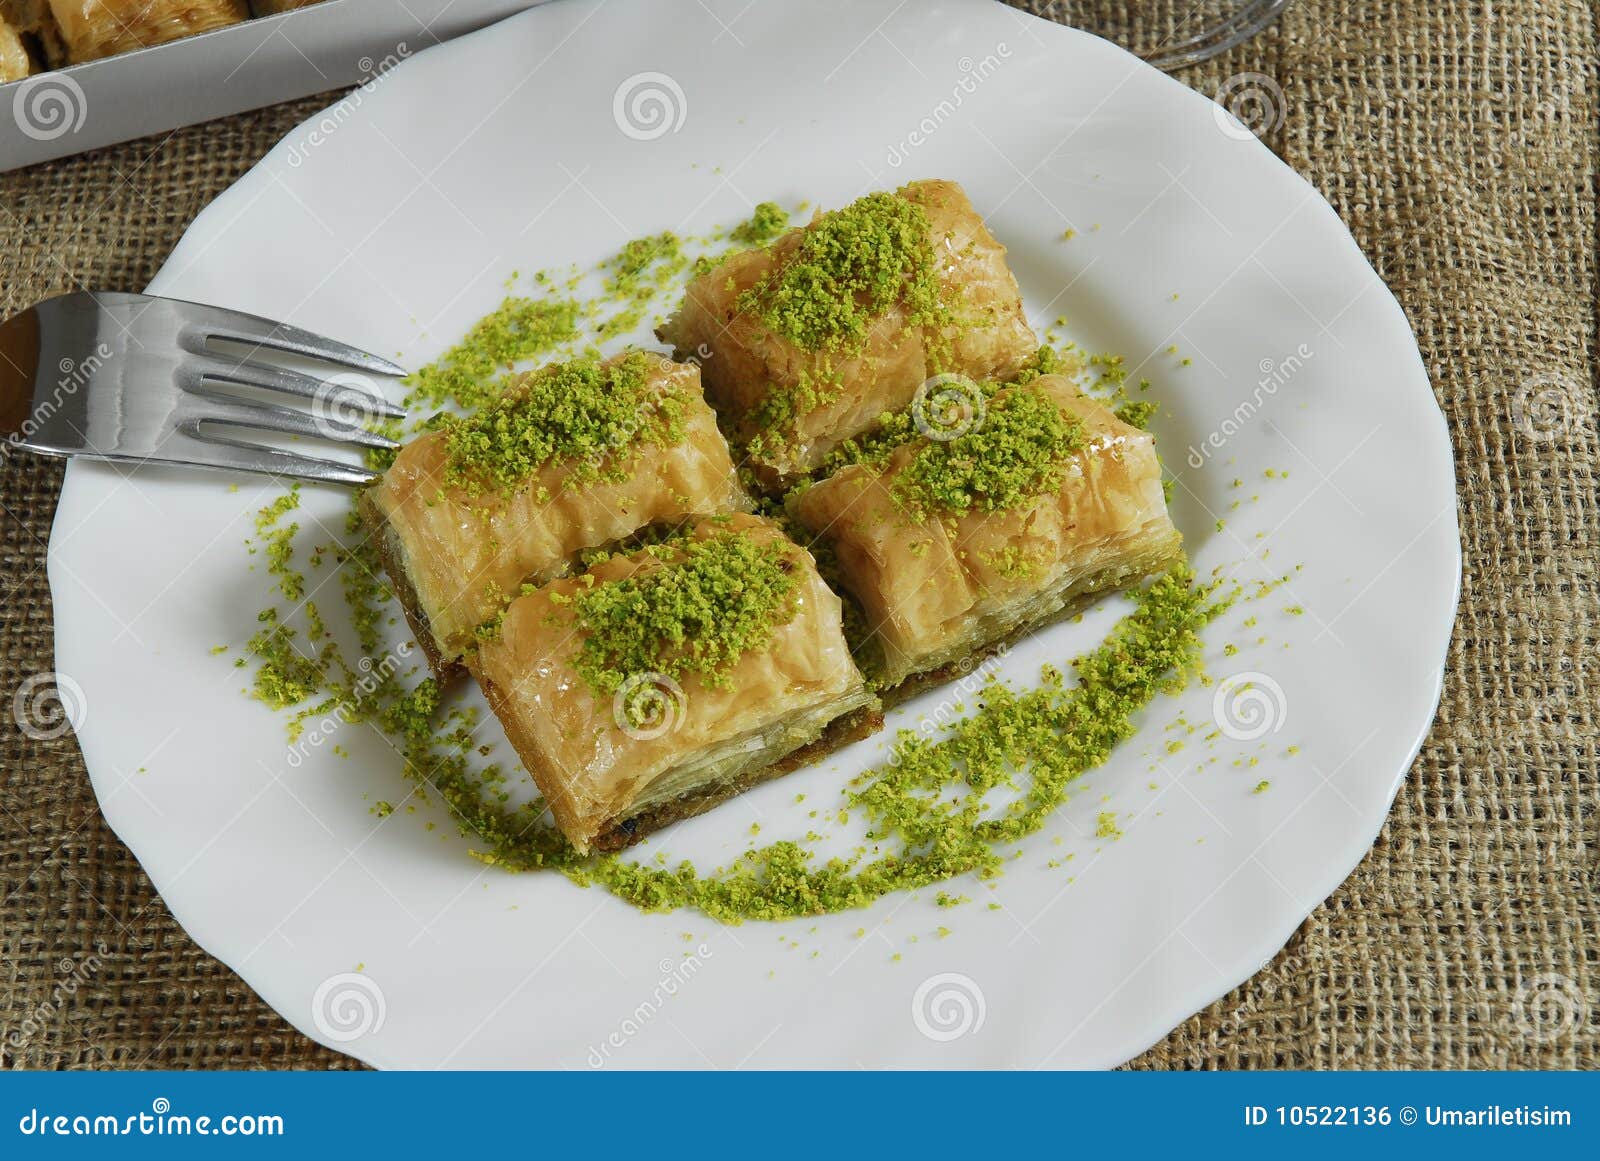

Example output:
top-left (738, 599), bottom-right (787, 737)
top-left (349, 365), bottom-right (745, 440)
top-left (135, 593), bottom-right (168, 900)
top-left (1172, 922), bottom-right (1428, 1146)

top-left (0, 308), bottom-right (39, 442)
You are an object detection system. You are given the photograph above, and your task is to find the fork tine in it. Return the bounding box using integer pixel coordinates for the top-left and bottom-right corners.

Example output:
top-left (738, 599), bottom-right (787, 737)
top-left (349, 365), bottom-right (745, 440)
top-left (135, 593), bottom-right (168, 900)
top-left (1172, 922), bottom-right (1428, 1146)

top-left (1142, 0), bottom-right (1289, 71)
top-left (174, 297), bottom-right (409, 377)
top-left (168, 433), bottom-right (380, 486)
top-left (184, 396), bottom-right (400, 451)
top-left (189, 358), bottom-right (407, 420)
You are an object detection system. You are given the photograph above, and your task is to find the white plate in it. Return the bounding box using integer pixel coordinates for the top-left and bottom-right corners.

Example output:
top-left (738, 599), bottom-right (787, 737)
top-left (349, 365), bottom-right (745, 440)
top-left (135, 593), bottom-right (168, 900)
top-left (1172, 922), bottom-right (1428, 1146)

top-left (49, 0), bottom-right (1459, 1068)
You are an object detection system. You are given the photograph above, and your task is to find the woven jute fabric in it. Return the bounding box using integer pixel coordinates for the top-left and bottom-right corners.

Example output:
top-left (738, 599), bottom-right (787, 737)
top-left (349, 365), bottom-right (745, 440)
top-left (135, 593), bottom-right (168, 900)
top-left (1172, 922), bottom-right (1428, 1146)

top-left (1, 0), bottom-right (1596, 1069)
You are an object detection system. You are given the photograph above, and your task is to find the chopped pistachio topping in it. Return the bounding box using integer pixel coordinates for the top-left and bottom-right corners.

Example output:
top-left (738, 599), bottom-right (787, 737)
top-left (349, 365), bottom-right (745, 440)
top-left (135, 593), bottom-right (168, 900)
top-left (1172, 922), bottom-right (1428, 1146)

top-left (730, 201), bottom-right (791, 246)
top-left (893, 384), bottom-right (1083, 518)
top-left (736, 189), bottom-right (946, 353)
top-left (405, 296), bottom-right (581, 411)
top-left (599, 232), bottom-right (687, 338)
top-left (562, 530), bottom-right (800, 697)
top-left (438, 353), bottom-right (686, 493)
top-left (1114, 399), bottom-right (1156, 429)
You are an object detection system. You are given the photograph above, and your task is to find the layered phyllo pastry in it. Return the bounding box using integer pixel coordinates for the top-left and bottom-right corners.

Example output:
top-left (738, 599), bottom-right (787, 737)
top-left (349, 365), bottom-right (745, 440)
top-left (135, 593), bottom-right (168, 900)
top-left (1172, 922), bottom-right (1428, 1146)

top-left (44, 0), bottom-right (245, 63)
top-left (363, 351), bottom-right (748, 675)
top-left (659, 179), bottom-right (1037, 486)
top-left (0, 0), bottom-right (61, 70)
top-left (471, 513), bottom-right (878, 853)
top-left (789, 373), bottom-right (1182, 693)
top-left (0, 10), bottom-right (32, 79)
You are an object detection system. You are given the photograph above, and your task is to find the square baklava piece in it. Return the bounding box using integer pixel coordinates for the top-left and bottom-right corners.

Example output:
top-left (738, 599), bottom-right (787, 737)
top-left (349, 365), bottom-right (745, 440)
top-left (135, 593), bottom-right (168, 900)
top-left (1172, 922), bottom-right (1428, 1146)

top-left (363, 351), bottom-right (748, 675)
top-left (659, 179), bottom-right (1038, 485)
top-left (789, 373), bottom-right (1183, 693)
top-left (470, 513), bottom-right (877, 852)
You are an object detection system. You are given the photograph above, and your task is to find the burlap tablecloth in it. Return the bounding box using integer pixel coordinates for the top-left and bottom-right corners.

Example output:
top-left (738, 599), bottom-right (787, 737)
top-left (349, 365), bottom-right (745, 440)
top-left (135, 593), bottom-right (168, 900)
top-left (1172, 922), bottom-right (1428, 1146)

top-left (1, 0), bottom-right (1595, 1069)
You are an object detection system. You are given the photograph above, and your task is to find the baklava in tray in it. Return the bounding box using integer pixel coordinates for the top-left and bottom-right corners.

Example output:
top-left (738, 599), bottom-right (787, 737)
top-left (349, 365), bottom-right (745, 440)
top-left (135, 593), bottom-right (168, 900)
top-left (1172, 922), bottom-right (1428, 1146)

top-left (44, 0), bottom-right (246, 63)
top-left (363, 351), bottom-right (748, 676)
top-left (470, 513), bottom-right (878, 853)
top-left (788, 372), bottom-right (1183, 695)
top-left (659, 179), bottom-right (1038, 486)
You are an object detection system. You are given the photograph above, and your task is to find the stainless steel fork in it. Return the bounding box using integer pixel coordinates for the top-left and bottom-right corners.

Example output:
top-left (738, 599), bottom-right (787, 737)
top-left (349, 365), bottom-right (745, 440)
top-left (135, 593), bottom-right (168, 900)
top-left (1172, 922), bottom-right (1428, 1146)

top-left (0, 291), bottom-right (408, 486)
top-left (1142, 0), bottom-right (1291, 72)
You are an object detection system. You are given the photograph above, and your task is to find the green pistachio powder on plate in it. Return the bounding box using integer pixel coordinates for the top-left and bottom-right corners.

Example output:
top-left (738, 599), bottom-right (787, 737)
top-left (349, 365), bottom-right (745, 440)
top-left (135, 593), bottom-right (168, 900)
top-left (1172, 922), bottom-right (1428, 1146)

top-left (232, 196), bottom-right (1261, 926)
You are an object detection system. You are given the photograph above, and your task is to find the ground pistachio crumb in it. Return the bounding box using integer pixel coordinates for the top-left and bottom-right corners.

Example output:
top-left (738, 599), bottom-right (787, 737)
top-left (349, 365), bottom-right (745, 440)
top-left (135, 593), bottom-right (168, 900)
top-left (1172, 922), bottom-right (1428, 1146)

top-left (737, 188), bottom-right (946, 354)
top-left (892, 383), bottom-right (1083, 519)
top-left (561, 529), bottom-right (800, 702)
top-left (438, 352), bottom-right (685, 493)
top-left (730, 201), bottom-right (790, 246)
top-left (405, 295), bottom-right (581, 411)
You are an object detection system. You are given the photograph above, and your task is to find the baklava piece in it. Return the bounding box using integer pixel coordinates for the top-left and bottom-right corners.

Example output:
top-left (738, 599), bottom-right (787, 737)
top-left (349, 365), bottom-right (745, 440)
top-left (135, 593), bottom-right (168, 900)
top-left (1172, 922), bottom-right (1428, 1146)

top-left (45, 0), bottom-right (246, 63)
top-left (363, 351), bottom-right (748, 676)
top-left (659, 179), bottom-right (1037, 486)
top-left (0, 0), bottom-right (61, 69)
top-left (0, 11), bottom-right (32, 79)
top-left (789, 373), bottom-right (1182, 693)
top-left (471, 514), bottom-right (878, 853)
